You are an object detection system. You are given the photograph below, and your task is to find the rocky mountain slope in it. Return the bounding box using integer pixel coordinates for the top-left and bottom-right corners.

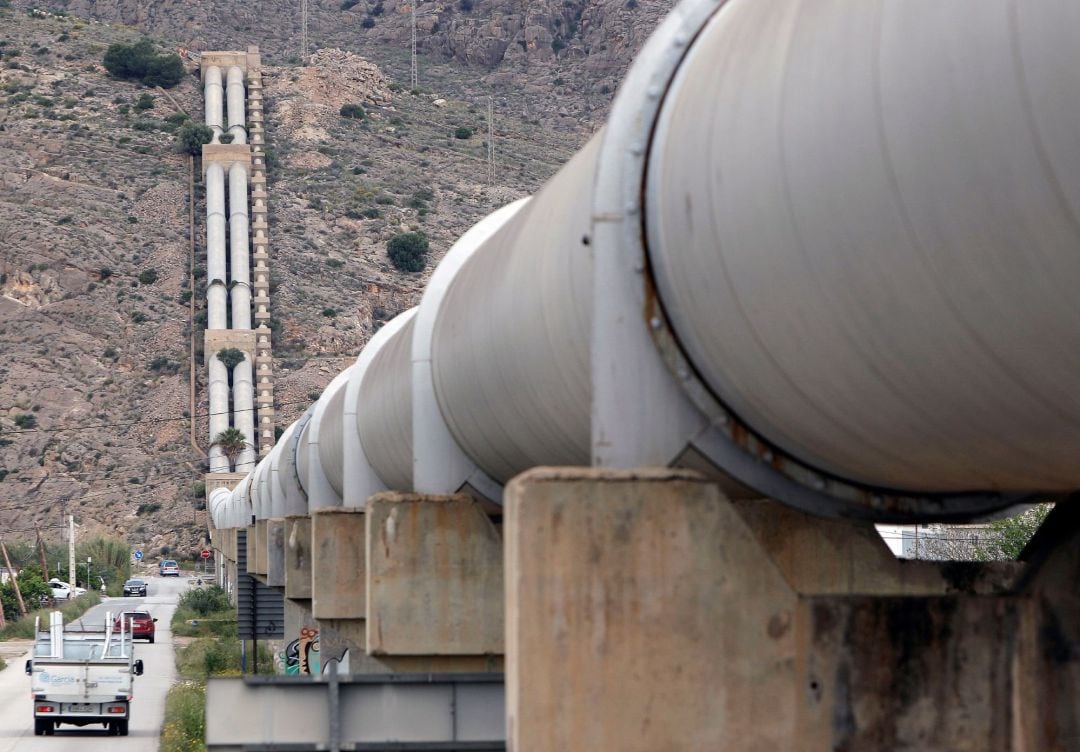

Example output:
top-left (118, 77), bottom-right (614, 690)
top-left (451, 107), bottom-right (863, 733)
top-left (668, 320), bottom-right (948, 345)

top-left (12, 0), bottom-right (675, 127)
top-left (0, 0), bottom-right (670, 555)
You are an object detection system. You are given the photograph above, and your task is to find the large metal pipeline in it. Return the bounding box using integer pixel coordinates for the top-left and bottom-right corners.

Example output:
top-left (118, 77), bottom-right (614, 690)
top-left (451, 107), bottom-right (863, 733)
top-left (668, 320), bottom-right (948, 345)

top-left (357, 314), bottom-right (417, 491)
top-left (226, 66), bottom-right (247, 145)
top-left (205, 162), bottom-right (228, 329)
top-left (203, 66), bottom-right (224, 142)
top-left (643, 0), bottom-right (1080, 494)
top-left (228, 163), bottom-right (251, 330)
top-left (219, 0), bottom-right (1080, 523)
top-left (233, 357), bottom-right (256, 472)
top-left (430, 139), bottom-right (597, 484)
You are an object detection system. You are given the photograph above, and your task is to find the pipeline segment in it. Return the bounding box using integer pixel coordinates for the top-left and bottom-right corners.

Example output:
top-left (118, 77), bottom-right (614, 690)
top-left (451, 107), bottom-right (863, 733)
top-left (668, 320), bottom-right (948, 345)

top-left (643, 0), bottom-right (1080, 493)
top-left (216, 0), bottom-right (1080, 523)
top-left (226, 66), bottom-right (247, 145)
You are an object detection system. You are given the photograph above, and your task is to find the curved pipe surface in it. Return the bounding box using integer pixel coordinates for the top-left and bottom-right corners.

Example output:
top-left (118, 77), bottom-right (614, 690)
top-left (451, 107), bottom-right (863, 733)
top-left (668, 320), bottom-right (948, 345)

top-left (233, 357), bottom-right (256, 472)
top-left (270, 422), bottom-right (302, 517)
top-left (208, 357), bottom-right (230, 473)
top-left (203, 66), bottom-right (223, 142)
top-left (644, 0), bottom-right (1080, 493)
top-left (412, 200), bottom-right (527, 497)
top-left (358, 314), bottom-right (417, 491)
top-left (431, 137), bottom-right (599, 484)
top-left (209, 487), bottom-right (231, 530)
top-left (315, 370), bottom-right (351, 499)
top-left (225, 66), bottom-right (247, 145)
top-left (341, 312), bottom-right (416, 507)
top-left (228, 163), bottom-right (251, 330)
top-left (303, 368), bottom-right (353, 509)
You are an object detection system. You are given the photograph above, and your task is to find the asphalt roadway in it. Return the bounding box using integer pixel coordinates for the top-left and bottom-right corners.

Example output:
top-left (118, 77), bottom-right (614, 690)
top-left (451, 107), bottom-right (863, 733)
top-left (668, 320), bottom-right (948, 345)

top-left (0, 575), bottom-right (188, 752)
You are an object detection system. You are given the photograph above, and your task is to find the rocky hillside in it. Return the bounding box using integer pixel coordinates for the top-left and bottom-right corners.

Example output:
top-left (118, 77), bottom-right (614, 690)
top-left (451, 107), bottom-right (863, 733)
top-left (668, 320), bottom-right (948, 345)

top-left (12, 0), bottom-right (675, 127)
top-left (0, 0), bottom-right (667, 555)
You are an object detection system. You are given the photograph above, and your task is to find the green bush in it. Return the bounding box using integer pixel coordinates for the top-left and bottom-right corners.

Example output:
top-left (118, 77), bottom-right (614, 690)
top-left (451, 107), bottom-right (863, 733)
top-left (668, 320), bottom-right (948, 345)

top-left (387, 231), bottom-right (429, 273)
top-left (103, 40), bottom-right (183, 88)
top-left (454, 126), bottom-right (473, 139)
top-left (1, 591), bottom-right (101, 640)
top-left (13, 414), bottom-right (36, 429)
top-left (175, 122), bottom-right (213, 155)
top-left (160, 681), bottom-right (205, 752)
top-left (340, 103), bottom-right (366, 119)
top-left (137, 268), bottom-right (158, 285)
top-left (179, 585), bottom-right (231, 617)
top-left (134, 92), bottom-right (154, 111)
top-left (1, 568), bottom-right (49, 622)
top-left (216, 347), bottom-right (245, 370)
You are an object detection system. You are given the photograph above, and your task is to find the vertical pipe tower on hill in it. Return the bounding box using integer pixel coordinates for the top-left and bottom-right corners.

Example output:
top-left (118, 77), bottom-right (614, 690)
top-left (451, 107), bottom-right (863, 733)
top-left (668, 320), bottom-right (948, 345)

top-left (201, 48), bottom-right (275, 515)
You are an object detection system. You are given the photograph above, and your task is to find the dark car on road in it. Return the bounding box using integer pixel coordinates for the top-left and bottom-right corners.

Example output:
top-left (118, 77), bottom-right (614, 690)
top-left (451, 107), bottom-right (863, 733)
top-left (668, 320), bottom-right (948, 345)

top-left (114, 610), bottom-right (156, 642)
top-left (122, 578), bottom-right (148, 596)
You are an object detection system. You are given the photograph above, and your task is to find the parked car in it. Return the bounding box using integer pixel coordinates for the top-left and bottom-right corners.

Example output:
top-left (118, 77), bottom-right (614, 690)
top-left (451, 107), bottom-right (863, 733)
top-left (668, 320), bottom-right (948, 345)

top-left (47, 579), bottom-right (86, 601)
top-left (113, 610), bottom-right (156, 643)
top-left (122, 578), bottom-right (148, 597)
top-left (159, 559), bottom-right (180, 577)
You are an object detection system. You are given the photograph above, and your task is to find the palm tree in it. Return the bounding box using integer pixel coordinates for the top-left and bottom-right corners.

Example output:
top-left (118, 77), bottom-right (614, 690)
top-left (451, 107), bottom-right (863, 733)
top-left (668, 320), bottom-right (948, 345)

top-left (211, 428), bottom-right (249, 471)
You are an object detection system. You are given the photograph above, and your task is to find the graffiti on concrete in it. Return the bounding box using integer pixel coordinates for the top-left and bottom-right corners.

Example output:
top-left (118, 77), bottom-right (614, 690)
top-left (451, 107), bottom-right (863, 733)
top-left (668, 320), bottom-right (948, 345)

top-left (283, 626), bottom-right (320, 675)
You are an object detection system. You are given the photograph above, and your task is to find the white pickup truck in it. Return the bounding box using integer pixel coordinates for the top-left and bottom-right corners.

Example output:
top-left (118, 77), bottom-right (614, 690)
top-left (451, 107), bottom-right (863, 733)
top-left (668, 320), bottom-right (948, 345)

top-left (24, 611), bottom-right (145, 736)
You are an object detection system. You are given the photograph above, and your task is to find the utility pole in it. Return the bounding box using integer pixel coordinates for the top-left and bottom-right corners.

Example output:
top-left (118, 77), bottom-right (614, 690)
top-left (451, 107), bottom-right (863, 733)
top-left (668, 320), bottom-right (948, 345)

top-left (487, 96), bottom-right (495, 185)
top-left (68, 515), bottom-right (76, 590)
top-left (301, 0), bottom-right (309, 61)
top-left (1, 540), bottom-right (26, 617)
top-left (410, 2), bottom-right (418, 89)
top-left (35, 524), bottom-right (49, 580)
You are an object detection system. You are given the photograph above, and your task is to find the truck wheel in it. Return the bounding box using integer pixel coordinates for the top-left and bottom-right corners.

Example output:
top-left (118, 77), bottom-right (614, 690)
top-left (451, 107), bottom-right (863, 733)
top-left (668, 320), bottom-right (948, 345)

top-left (118, 720), bottom-right (129, 736)
top-left (44, 721), bottom-right (55, 735)
top-left (148, 635), bottom-right (155, 644)
top-left (34, 719), bottom-right (44, 736)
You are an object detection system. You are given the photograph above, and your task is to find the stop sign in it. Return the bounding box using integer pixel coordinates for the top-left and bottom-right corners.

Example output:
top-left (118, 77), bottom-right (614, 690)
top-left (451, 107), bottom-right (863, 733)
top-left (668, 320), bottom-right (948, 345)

top-left (200, 549), bottom-right (211, 559)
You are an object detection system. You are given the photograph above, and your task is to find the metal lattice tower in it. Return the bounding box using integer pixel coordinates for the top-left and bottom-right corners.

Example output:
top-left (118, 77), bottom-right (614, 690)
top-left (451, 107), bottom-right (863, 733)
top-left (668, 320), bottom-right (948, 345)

top-left (300, 0), bottom-right (308, 60)
top-left (410, 3), bottom-right (418, 88)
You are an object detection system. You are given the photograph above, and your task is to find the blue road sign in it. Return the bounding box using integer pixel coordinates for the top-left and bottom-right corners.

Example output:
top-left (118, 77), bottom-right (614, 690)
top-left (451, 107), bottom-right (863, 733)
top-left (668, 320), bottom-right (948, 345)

top-left (133, 549), bottom-right (143, 560)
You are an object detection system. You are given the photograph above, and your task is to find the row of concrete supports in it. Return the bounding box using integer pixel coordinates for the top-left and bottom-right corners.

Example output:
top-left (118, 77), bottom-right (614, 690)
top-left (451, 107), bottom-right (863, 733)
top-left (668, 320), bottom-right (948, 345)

top-left (210, 472), bottom-right (1080, 750)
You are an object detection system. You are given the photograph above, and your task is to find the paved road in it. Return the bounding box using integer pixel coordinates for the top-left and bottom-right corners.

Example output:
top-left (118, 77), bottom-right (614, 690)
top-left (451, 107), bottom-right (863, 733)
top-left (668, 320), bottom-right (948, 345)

top-left (0, 575), bottom-right (189, 752)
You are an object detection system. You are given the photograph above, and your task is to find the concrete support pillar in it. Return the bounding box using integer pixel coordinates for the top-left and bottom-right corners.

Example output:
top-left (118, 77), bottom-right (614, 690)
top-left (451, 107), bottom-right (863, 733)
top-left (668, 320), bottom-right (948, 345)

top-left (253, 519), bottom-right (268, 575)
top-left (233, 356), bottom-right (256, 472)
top-left (506, 469), bottom-right (794, 751)
top-left (266, 518), bottom-right (285, 587)
top-left (365, 493), bottom-right (504, 659)
top-left (311, 508), bottom-right (367, 620)
top-left (245, 524), bottom-right (257, 578)
top-left (285, 515), bottom-right (313, 600)
top-left (505, 469), bottom-right (1079, 751)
